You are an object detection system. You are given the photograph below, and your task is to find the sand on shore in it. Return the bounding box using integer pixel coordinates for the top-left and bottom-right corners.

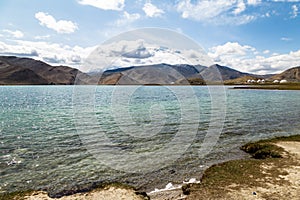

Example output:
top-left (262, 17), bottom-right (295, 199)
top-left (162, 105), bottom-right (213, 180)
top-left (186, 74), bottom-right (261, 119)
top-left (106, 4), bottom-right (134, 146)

top-left (20, 186), bottom-right (147, 200)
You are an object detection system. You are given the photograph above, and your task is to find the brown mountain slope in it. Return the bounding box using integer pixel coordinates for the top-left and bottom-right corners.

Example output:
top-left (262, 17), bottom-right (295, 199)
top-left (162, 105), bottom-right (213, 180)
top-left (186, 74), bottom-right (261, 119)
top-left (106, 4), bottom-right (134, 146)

top-left (0, 56), bottom-right (91, 85)
top-left (271, 66), bottom-right (300, 82)
top-left (94, 64), bottom-right (276, 85)
top-left (0, 62), bottom-right (48, 85)
top-left (200, 64), bottom-right (249, 82)
top-left (224, 75), bottom-right (258, 85)
top-left (98, 64), bottom-right (203, 85)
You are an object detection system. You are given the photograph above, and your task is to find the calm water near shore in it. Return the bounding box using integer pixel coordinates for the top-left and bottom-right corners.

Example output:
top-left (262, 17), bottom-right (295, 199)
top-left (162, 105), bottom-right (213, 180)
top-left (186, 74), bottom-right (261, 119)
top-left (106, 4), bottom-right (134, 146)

top-left (1, 86), bottom-right (300, 196)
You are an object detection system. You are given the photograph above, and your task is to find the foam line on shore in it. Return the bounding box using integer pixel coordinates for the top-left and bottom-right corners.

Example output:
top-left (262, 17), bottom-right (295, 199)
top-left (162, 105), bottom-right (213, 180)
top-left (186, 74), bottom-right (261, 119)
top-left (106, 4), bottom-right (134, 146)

top-left (148, 178), bottom-right (200, 194)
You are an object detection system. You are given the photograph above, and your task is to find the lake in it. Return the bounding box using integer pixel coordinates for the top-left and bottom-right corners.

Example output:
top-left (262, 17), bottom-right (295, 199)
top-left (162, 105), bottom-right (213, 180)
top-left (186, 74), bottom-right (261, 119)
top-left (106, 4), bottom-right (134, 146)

top-left (1, 86), bottom-right (300, 196)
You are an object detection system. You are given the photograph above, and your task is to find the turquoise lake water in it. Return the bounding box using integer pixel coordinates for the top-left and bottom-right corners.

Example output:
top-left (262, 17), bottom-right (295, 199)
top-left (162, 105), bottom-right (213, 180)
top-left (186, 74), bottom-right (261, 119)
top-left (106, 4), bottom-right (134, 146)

top-left (1, 86), bottom-right (300, 197)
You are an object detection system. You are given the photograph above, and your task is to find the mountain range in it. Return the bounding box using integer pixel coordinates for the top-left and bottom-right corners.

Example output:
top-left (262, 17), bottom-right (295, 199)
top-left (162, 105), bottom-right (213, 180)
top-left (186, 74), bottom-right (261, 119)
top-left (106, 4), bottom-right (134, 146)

top-left (0, 56), bottom-right (299, 85)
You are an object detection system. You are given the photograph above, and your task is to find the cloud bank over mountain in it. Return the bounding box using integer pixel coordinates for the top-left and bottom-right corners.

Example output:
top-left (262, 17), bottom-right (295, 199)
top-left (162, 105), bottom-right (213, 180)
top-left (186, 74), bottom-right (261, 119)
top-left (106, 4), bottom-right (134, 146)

top-left (83, 39), bottom-right (212, 72)
top-left (1, 38), bottom-right (300, 75)
top-left (209, 42), bottom-right (300, 74)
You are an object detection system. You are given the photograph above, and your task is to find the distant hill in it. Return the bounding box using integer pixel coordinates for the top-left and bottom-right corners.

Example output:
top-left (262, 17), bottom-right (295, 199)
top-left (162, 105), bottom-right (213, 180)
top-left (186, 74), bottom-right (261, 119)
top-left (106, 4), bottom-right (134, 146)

top-left (0, 56), bottom-right (91, 85)
top-left (98, 64), bottom-right (205, 85)
top-left (224, 75), bottom-right (258, 85)
top-left (270, 66), bottom-right (300, 82)
top-left (98, 64), bottom-right (252, 84)
top-left (199, 64), bottom-right (249, 82)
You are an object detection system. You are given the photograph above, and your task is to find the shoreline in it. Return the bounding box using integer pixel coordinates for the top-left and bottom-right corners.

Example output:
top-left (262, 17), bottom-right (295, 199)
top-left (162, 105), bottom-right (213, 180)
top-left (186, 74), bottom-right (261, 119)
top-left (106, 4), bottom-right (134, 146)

top-left (233, 84), bottom-right (300, 90)
top-left (186, 134), bottom-right (300, 199)
top-left (1, 135), bottom-right (299, 200)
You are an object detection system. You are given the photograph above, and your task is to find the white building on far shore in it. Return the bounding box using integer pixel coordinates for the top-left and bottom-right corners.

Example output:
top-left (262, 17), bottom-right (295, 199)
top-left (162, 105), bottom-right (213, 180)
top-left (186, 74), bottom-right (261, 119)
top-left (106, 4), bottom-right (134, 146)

top-left (247, 79), bottom-right (256, 83)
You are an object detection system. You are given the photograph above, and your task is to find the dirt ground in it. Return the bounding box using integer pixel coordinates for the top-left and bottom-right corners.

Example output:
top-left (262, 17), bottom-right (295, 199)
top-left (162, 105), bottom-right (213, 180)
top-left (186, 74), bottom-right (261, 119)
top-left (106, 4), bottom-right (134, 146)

top-left (19, 186), bottom-right (147, 200)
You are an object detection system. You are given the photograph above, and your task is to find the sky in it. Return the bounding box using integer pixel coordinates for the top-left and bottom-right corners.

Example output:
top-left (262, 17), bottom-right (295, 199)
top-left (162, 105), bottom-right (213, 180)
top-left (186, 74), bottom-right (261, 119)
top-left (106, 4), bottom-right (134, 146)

top-left (0, 0), bottom-right (300, 74)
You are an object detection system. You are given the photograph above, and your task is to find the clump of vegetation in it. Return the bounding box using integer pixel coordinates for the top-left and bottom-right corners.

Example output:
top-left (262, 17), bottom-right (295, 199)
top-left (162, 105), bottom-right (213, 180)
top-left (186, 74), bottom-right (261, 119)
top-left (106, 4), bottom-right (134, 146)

top-left (0, 190), bottom-right (36, 200)
top-left (241, 134), bottom-right (300, 159)
top-left (241, 142), bottom-right (283, 159)
top-left (268, 134), bottom-right (300, 142)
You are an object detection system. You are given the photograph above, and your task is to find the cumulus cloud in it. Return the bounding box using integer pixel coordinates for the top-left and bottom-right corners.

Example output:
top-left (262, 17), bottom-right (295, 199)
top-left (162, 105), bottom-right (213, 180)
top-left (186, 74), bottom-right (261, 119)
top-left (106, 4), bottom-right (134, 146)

top-left (78, 0), bottom-right (124, 11)
top-left (247, 0), bottom-right (261, 5)
top-left (291, 4), bottom-right (298, 18)
top-left (0, 40), bottom-right (95, 70)
top-left (43, 55), bottom-right (66, 64)
top-left (3, 29), bottom-right (24, 38)
top-left (233, 1), bottom-right (246, 15)
top-left (35, 12), bottom-right (78, 34)
top-left (143, 2), bottom-right (164, 17)
top-left (0, 47), bottom-right (39, 57)
top-left (209, 42), bottom-right (255, 58)
top-left (176, 0), bottom-right (257, 25)
top-left (208, 42), bottom-right (300, 74)
top-left (115, 11), bottom-right (140, 26)
top-left (177, 0), bottom-right (231, 20)
top-left (121, 43), bottom-right (153, 59)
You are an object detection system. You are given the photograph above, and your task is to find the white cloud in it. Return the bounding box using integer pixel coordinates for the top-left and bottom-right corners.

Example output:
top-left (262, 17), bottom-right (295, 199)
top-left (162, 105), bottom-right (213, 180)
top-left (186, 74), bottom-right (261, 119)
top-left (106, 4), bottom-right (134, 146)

top-left (233, 1), bottom-right (246, 15)
top-left (291, 4), bottom-right (298, 18)
top-left (176, 0), bottom-right (256, 25)
top-left (281, 37), bottom-right (292, 41)
top-left (0, 39), bottom-right (95, 70)
top-left (247, 0), bottom-right (261, 5)
top-left (34, 35), bottom-right (51, 40)
top-left (115, 11), bottom-right (140, 26)
top-left (209, 42), bottom-right (255, 58)
top-left (177, 0), bottom-right (233, 20)
top-left (78, 0), bottom-right (124, 11)
top-left (35, 12), bottom-right (78, 34)
top-left (208, 42), bottom-right (300, 74)
top-left (264, 12), bottom-right (271, 17)
top-left (3, 29), bottom-right (24, 38)
top-left (143, 2), bottom-right (164, 17)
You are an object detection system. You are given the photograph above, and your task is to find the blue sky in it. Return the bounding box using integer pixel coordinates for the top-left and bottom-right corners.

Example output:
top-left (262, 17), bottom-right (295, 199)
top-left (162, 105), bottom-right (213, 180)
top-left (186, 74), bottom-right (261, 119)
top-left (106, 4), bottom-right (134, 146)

top-left (0, 0), bottom-right (300, 74)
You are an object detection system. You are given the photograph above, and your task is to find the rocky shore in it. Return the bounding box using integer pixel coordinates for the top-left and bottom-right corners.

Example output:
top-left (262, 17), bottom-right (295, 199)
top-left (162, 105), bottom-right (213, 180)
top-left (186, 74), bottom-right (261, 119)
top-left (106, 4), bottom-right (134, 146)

top-left (2, 135), bottom-right (299, 200)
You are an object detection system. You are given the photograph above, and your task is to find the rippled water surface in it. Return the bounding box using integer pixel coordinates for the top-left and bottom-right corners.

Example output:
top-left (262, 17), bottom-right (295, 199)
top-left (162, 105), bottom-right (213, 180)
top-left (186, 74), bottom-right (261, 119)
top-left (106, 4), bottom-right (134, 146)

top-left (1, 86), bottom-right (300, 196)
